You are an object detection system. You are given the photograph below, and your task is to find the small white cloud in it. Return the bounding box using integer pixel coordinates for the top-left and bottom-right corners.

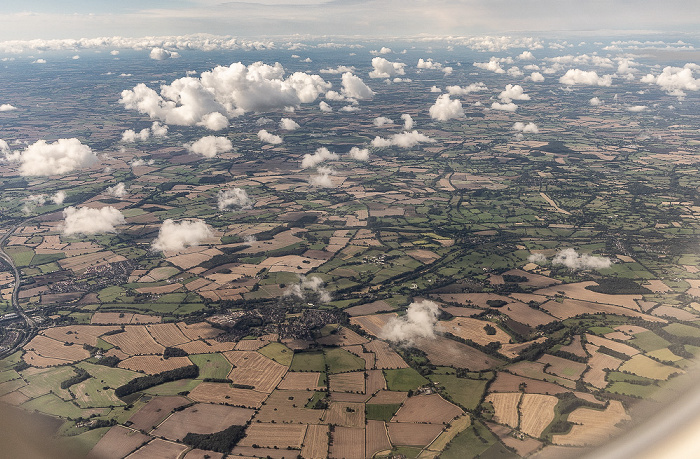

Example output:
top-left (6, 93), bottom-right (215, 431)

top-left (517, 51), bottom-right (535, 60)
top-left (122, 128), bottom-right (150, 143)
top-left (507, 67), bottom-right (524, 77)
top-left (417, 58), bottom-right (442, 70)
top-left (498, 84), bottom-right (530, 103)
top-left (400, 113), bottom-right (414, 130)
top-left (627, 105), bottom-right (647, 112)
top-left (110, 50), bottom-right (119, 56)
top-left (106, 182), bottom-right (127, 198)
top-left (512, 122), bottom-right (539, 133)
top-left (149, 47), bottom-right (178, 60)
top-left (446, 82), bottom-right (488, 96)
top-left (283, 275), bottom-right (331, 303)
top-left (197, 112), bottom-right (229, 131)
top-left (309, 166), bottom-right (336, 188)
top-left (187, 136), bottom-right (232, 158)
top-left (640, 64), bottom-right (699, 99)
top-left (370, 47), bottom-right (392, 55)
top-left (51, 190), bottom-right (66, 205)
top-left (559, 69), bottom-right (613, 86)
top-left (340, 105), bottom-right (360, 112)
top-left (430, 86), bottom-right (442, 93)
top-left (218, 187), bottom-right (253, 211)
top-left (552, 248), bottom-right (611, 271)
top-left (257, 129), bottom-right (283, 145)
top-left (381, 300), bottom-right (440, 345)
top-left (369, 57), bottom-right (406, 79)
top-left (491, 102), bottom-right (518, 112)
top-left (33, 59), bottom-right (46, 64)
top-left (319, 101), bottom-right (332, 112)
top-left (320, 65), bottom-right (356, 74)
top-left (374, 116), bottom-right (394, 127)
top-left (429, 94), bottom-right (464, 121)
top-left (348, 146), bottom-right (369, 161)
top-left (0, 104), bottom-right (17, 111)
top-left (151, 122), bottom-right (168, 137)
top-left (279, 118), bottom-right (300, 130)
top-left (152, 219), bottom-right (213, 252)
top-left (473, 58), bottom-right (505, 74)
top-left (341, 72), bottom-right (374, 100)
top-left (528, 253), bottom-right (547, 264)
top-left (528, 72), bottom-right (545, 82)
top-left (62, 206), bottom-right (125, 236)
top-left (4, 138), bottom-right (98, 176)
top-left (371, 130), bottom-right (435, 148)
top-left (302, 147), bottom-right (338, 169)
top-left (589, 97), bottom-right (603, 106)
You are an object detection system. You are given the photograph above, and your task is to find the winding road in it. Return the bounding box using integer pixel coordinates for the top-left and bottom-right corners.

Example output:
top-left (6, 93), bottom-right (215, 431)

top-left (0, 223), bottom-right (37, 358)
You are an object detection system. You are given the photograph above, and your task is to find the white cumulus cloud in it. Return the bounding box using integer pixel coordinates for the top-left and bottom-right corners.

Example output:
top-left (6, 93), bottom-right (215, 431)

top-left (559, 69), bottom-right (613, 86)
top-left (429, 94), bottom-right (464, 121)
top-left (4, 138), bottom-right (98, 176)
top-left (0, 104), bottom-right (17, 111)
top-left (279, 118), bottom-right (300, 130)
top-left (491, 102), bottom-right (518, 111)
top-left (446, 83), bottom-right (488, 96)
top-left (149, 47), bottom-right (179, 60)
top-left (640, 64), bottom-right (699, 99)
top-left (283, 275), bottom-right (331, 303)
top-left (552, 248), bottom-right (611, 271)
top-left (512, 122), bottom-right (539, 133)
top-left (187, 136), bottom-right (232, 158)
top-left (309, 166), bottom-right (336, 188)
top-left (369, 57), bottom-right (406, 79)
top-left (341, 72), bottom-right (374, 100)
top-left (498, 84), bottom-right (530, 103)
top-left (401, 114), bottom-right (414, 130)
top-left (374, 116), bottom-right (394, 127)
top-left (257, 129), bottom-right (283, 145)
top-left (218, 187), bottom-right (253, 210)
top-left (106, 182), bottom-right (127, 198)
top-left (152, 219), bottom-right (213, 253)
top-left (381, 300), bottom-right (440, 345)
top-left (348, 146), bottom-right (369, 161)
top-left (301, 147), bottom-right (338, 169)
top-left (371, 131), bottom-right (435, 148)
top-left (62, 206), bottom-right (125, 236)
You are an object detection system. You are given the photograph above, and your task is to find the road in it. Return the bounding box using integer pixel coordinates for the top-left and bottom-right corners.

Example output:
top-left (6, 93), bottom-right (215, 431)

top-left (0, 223), bottom-right (36, 358)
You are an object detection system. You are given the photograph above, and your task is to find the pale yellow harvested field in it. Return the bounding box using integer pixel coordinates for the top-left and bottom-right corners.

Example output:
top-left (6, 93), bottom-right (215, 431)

top-left (426, 414), bottom-right (471, 453)
top-left (330, 426), bottom-right (365, 459)
top-left (407, 249), bottom-right (440, 264)
top-left (127, 439), bottom-right (188, 459)
top-left (368, 390), bottom-right (407, 405)
top-left (501, 338), bottom-right (547, 359)
top-left (415, 336), bottom-right (501, 371)
top-left (535, 282), bottom-right (641, 310)
top-left (558, 335), bottom-right (587, 358)
top-left (329, 371), bottom-right (365, 393)
top-left (22, 350), bottom-right (70, 367)
top-left (583, 352), bottom-right (623, 389)
top-left (153, 404), bottom-right (255, 440)
top-left (42, 325), bottom-right (120, 347)
top-left (24, 335), bottom-right (90, 363)
top-left (263, 255), bottom-right (325, 273)
top-left (366, 369), bottom-right (386, 395)
top-left (392, 394), bottom-right (462, 424)
top-left (146, 323), bottom-right (190, 347)
top-left (325, 401), bottom-right (365, 427)
top-left (350, 313), bottom-right (396, 338)
top-left (438, 318), bottom-right (511, 346)
top-left (224, 350), bottom-right (287, 393)
top-left (90, 313), bottom-right (134, 324)
top-left (363, 340), bottom-right (409, 369)
top-left (188, 382), bottom-right (267, 408)
top-left (87, 426), bottom-right (151, 459)
top-left (59, 250), bottom-right (126, 272)
top-left (585, 334), bottom-right (639, 356)
top-left (176, 339), bottom-right (236, 354)
top-left (167, 248), bottom-right (223, 270)
top-left (177, 321), bottom-right (222, 340)
top-left (644, 280), bottom-right (671, 293)
top-left (102, 326), bottom-right (165, 355)
top-left (130, 314), bottom-right (161, 324)
top-left (301, 424), bottom-right (329, 459)
top-left (541, 298), bottom-right (664, 323)
top-left (366, 420), bottom-right (392, 459)
top-left (278, 372), bottom-right (324, 391)
top-left (135, 283), bottom-right (183, 295)
top-left (239, 423), bottom-right (308, 449)
top-left (0, 390), bottom-right (30, 406)
top-left (553, 401), bottom-right (630, 446)
top-left (619, 354), bottom-right (681, 380)
top-left (387, 423), bottom-right (444, 447)
top-left (519, 394), bottom-right (558, 438)
top-left (118, 355), bottom-right (192, 374)
top-left (486, 392), bottom-right (521, 429)
top-left (234, 339), bottom-right (267, 350)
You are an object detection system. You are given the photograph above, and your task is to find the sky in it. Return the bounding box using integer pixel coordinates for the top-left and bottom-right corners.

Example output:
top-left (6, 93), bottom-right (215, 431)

top-left (0, 0), bottom-right (698, 42)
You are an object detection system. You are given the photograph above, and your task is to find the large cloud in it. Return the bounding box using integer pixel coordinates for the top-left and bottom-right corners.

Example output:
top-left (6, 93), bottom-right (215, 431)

top-left (348, 146), bottom-right (369, 161)
top-left (498, 84), bottom-right (530, 103)
top-left (381, 300), bottom-right (440, 345)
top-left (640, 64), bottom-right (699, 98)
top-left (62, 206), bottom-right (125, 236)
top-left (0, 104), bottom-right (17, 111)
top-left (552, 248), bottom-right (611, 271)
top-left (4, 138), bottom-right (97, 176)
top-left (341, 72), bottom-right (374, 100)
top-left (371, 131), bottom-right (435, 148)
top-left (186, 136), bottom-right (232, 158)
top-left (279, 118), bottom-right (300, 130)
top-left (149, 47), bottom-right (179, 60)
top-left (429, 94), bottom-right (464, 121)
top-left (369, 57), bottom-right (406, 79)
top-left (301, 147), bottom-right (338, 169)
top-left (559, 69), bottom-right (613, 86)
top-left (218, 187), bottom-right (253, 210)
top-left (120, 62), bottom-right (331, 129)
top-left (152, 219), bottom-right (213, 252)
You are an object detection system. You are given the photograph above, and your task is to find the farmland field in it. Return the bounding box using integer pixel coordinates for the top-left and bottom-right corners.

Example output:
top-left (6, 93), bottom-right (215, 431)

top-left (428, 373), bottom-right (489, 410)
top-left (188, 353), bottom-right (232, 380)
top-left (384, 368), bottom-right (429, 391)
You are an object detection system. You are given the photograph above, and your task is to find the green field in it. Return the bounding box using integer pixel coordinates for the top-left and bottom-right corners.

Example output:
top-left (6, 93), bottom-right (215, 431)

top-left (383, 368), bottom-right (429, 392)
top-left (629, 331), bottom-right (671, 352)
top-left (608, 381), bottom-right (659, 399)
top-left (189, 353), bottom-right (233, 380)
top-left (142, 378), bottom-right (201, 396)
top-left (324, 348), bottom-right (365, 374)
top-left (290, 351), bottom-right (326, 372)
top-left (427, 374), bottom-right (488, 410)
top-left (76, 362), bottom-right (139, 388)
top-left (663, 323), bottom-right (700, 338)
top-left (440, 420), bottom-right (499, 459)
top-left (21, 393), bottom-right (93, 419)
top-left (366, 403), bottom-right (401, 422)
top-left (73, 378), bottom-right (124, 408)
top-left (258, 342), bottom-right (294, 366)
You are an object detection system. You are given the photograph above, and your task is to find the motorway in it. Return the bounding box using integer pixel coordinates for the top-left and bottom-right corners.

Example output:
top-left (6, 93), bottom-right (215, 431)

top-left (0, 223), bottom-right (37, 358)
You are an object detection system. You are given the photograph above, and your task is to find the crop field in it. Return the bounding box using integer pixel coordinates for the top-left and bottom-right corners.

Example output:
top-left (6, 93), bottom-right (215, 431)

top-left (366, 420), bottom-right (392, 458)
top-left (258, 342), bottom-right (294, 366)
top-left (507, 361), bottom-right (576, 389)
top-left (553, 401), bottom-right (630, 446)
top-left (24, 335), bottom-right (91, 363)
top-left (176, 321), bottom-right (222, 340)
top-left (42, 325), bottom-right (120, 347)
top-left (86, 426), bottom-right (151, 459)
top-left (485, 392), bottom-right (521, 429)
top-left (628, 331), bottom-right (670, 352)
top-left (329, 426), bottom-right (365, 459)
top-left (127, 439), bottom-right (188, 459)
top-left (439, 317), bottom-right (512, 346)
top-left (350, 313), bottom-right (396, 338)
top-left (387, 422), bottom-right (444, 447)
top-left (17, 365), bottom-right (74, 399)
top-left (584, 352), bottom-right (623, 388)
top-left (537, 354), bottom-right (587, 380)
top-left (329, 371), bottom-right (365, 393)
top-left (486, 421), bottom-right (542, 457)
top-left (325, 401), bottom-right (365, 427)
top-left (439, 420), bottom-right (499, 459)
top-left (145, 323), bottom-right (190, 347)
top-left (238, 423), bottom-right (308, 449)
top-left (188, 353), bottom-right (232, 380)
top-left (363, 340), bottom-right (408, 369)
top-left (224, 350), bottom-right (288, 393)
top-left (316, 327), bottom-right (368, 346)
top-left (324, 347), bottom-right (365, 374)
top-left (176, 339), bottom-right (236, 354)
top-left (187, 382), bottom-right (267, 408)
top-left (585, 334), bottom-right (639, 356)
top-left (118, 355), bottom-right (192, 374)
top-left (367, 390), bottom-right (407, 405)
top-left (301, 424), bottom-right (329, 459)
top-left (541, 298), bottom-right (662, 323)
top-left (519, 394), bottom-right (558, 438)
top-left (255, 389), bottom-right (326, 423)
top-left (427, 373), bottom-right (488, 410)
top-left (234, 338), bottom-right (266, 350)
top-left (619, 355), bottom-right (681, 380)
top-left (365, 369), bottom-right (386, 395)
top-left (392, 393), bottom-right (462, 424)
top-left (366, 403), bottom-right (401, 422)
top-left (102, 326), bottom-right (165, 355)
top-left (21, 392), bottom-right (94, 419)
top-left (152, 403), bottom-right (255, 440)
top-left (73, 378), bottom-right (124, 407)
top-left (414, 336), bottom-right (501, 370)
top-left (384, 368), bottom-right (429, 391)
top-left (278, 371), bottom-right (324, 390)
top-left (126, 396), bottom-right (190, 431)
top-left (142, 378), bottom-right (201, 396)
top-left (290, 351), bottom-right (326, 372)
